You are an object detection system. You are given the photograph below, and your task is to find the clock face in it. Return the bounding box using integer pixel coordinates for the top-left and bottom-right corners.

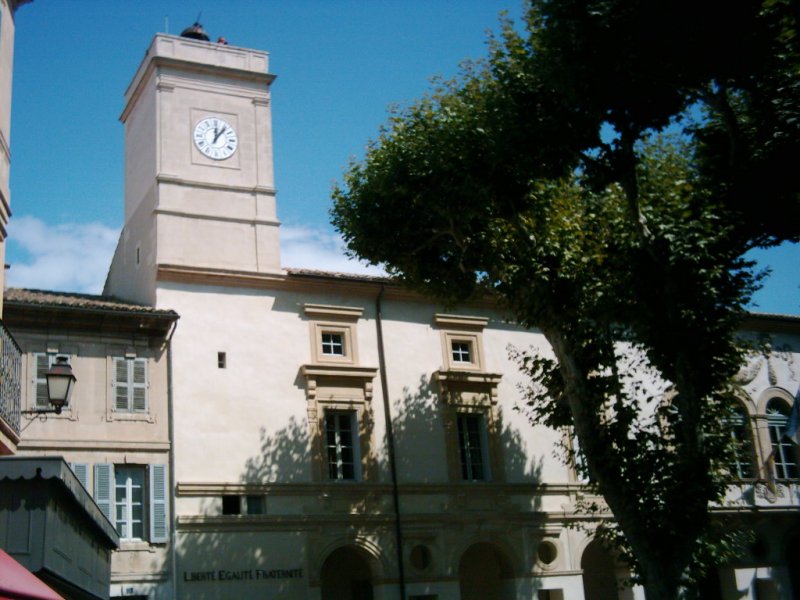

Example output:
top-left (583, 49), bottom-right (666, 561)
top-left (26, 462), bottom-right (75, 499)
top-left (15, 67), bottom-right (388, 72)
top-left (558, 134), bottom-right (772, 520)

top-left (193, 117), bottom-right (238, 160)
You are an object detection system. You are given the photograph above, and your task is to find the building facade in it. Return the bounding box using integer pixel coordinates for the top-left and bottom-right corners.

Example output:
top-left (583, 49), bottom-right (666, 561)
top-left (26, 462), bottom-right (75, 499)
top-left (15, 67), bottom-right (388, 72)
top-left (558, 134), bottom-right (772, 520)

top-left (2, 22), bottom-right (798, 600)
top-left (4, 289), bottom-right (178, 599)
top-left (98, 30), bottom-right (799, 600)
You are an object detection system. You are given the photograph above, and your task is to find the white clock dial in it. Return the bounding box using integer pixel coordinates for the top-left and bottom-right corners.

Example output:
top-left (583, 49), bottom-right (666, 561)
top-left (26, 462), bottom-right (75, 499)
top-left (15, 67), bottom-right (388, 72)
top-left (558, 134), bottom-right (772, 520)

top-left (193, 117), bottom-right (238, 160)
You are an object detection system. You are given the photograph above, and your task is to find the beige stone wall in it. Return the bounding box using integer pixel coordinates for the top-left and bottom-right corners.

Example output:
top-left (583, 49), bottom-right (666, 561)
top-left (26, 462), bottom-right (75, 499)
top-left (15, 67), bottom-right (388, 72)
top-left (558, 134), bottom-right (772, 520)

top-left (107, 33), bottom-right (281, 305)
top-left (13, 327), bottom-right (174, 598)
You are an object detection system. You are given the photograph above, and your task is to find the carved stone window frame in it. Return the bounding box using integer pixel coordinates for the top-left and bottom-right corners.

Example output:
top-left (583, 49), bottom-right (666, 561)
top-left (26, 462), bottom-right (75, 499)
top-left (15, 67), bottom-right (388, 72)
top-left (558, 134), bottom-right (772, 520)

top-left (433, 372), bottom-right (504, 483)
top-left (301, 304), bottom-right (377, 482)
top-left (305, 304), bottom-right (363, 365)
top-left (432, 313), bottom-right (503, 482)
top-left (434, 314), bottom-right (488, 372)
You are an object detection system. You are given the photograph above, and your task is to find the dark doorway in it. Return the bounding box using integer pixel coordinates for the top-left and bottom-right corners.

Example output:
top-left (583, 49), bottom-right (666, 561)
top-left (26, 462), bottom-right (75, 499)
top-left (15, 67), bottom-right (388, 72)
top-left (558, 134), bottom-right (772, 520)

top-left (321, 546), bottom-right (374, 600)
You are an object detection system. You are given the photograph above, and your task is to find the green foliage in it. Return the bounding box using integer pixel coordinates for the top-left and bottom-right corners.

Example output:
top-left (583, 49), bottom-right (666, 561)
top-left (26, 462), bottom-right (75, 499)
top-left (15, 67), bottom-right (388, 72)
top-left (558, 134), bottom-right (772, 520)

top-left (331, 2), bottom-right (798, 598)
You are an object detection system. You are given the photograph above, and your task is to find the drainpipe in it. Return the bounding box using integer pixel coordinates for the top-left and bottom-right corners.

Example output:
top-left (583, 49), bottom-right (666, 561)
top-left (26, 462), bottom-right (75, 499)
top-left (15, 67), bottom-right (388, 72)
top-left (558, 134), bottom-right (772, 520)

top-left (165, 318), bottom-right (178, 599)
top-left (375, 286), bottom-right (406, 600)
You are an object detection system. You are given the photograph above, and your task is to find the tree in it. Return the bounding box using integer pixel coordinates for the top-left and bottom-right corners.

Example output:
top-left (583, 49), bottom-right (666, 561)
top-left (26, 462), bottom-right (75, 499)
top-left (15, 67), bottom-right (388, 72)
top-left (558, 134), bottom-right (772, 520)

top-left (331, 2), bottom-right (800, 599)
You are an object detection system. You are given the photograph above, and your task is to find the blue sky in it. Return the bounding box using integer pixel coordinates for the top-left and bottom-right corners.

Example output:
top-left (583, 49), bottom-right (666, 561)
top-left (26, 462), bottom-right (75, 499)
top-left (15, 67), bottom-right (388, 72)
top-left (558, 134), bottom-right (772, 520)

top-left (7, 1), bottom-right (798, 315)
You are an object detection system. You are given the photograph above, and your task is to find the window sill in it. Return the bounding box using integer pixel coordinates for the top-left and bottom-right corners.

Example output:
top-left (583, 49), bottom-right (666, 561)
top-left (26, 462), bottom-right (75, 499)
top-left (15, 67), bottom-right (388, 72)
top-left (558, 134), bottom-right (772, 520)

top-left (106, 411), bottom-right (154, 423)
top-left (118, 540), bottom-right (156, 552)
top-left (23, 409), bottom-right (78, 421)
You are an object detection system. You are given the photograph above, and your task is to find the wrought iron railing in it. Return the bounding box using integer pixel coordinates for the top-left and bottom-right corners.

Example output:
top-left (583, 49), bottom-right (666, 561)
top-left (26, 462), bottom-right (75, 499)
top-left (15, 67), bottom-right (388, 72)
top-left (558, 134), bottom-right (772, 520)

top-left (0, 320), bottom-right (21, 435)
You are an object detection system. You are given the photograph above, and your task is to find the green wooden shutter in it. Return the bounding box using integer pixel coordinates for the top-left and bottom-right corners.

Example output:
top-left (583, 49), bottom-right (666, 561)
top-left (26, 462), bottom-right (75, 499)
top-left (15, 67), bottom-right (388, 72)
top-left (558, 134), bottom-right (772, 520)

top-left (149, 464), bottom-right (168, 543)
top-left (71, 463), bottom-right (89, 491)
top-left (94, 463), bottom-right (114, 523)
top-left (132, 359), bottom-right (147, 412)
top-left (114, 357), bottom-right (130, 410)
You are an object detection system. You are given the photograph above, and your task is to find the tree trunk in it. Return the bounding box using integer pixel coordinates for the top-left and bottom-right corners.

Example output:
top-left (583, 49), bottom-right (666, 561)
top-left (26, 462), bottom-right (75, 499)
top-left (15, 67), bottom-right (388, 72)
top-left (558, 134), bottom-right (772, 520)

top-left (639, 557), bottom-right (683, 600)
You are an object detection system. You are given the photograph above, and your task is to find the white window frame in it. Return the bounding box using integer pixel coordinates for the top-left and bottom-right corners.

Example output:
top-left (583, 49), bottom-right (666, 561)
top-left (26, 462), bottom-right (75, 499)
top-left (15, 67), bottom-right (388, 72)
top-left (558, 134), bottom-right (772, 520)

top-left (451, 340), bottom-right (472, 364)
top-left (321, 331), bottom-right (346, 357)
top-left (456, 412), bottom-right (491, 481)
top-left (767, 401), bottom-right (799, 480)
top-left (725, 408), bottom-right (755, 480)
top-left (324, 410), bottom-right (361, 481)
top-left (115, 465), bottom-right (146, 541)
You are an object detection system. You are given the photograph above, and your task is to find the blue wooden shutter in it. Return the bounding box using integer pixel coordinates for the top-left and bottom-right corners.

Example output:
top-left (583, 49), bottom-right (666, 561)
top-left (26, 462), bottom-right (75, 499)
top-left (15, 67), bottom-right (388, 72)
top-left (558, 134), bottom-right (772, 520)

top-left (114, 357), bottom-right (130, 410)
top-left (34, 353), bottom-right (50, 408)
top-left (71, 463), bottom-right (89, 491)
top-left (132, 358), bottom-right (147, 412)
top-left (94, 463), bottom-right (114, 523)
top-left (149, 464), bottom-right (168, 543)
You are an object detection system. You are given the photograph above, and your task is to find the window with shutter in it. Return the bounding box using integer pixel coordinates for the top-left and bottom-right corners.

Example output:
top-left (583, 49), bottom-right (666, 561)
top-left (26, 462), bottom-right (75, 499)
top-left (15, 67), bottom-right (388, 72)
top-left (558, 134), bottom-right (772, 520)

top-left (32, 353), bottom-right (71, 409)
top-left (113, 357), bottom-right (148, 412)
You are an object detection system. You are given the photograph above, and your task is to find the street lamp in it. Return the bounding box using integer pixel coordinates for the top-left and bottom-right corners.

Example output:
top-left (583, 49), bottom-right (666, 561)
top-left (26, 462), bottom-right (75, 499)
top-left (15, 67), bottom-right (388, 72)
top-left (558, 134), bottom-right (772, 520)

top-left (45, 357), bottom-right (76, 414)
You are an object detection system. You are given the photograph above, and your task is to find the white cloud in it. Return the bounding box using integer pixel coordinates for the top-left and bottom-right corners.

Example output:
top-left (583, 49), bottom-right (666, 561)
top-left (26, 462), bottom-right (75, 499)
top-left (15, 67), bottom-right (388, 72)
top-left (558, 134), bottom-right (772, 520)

top-left (6, 215), bottom-right (119, 294)
top-left (3, 218), bottom-right (383, 296)
top-left (280, 225), bottom-right (385, 276)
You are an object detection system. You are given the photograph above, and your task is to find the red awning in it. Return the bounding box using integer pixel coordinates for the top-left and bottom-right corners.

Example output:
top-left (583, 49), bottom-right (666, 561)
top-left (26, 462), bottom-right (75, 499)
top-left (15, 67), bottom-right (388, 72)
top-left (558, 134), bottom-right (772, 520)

top-left (0, 548), bottom-right (65, 600)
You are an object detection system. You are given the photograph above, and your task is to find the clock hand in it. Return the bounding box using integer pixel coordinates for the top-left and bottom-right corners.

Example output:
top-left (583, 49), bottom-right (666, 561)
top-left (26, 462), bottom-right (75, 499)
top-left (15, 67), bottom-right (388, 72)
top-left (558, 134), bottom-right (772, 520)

top-left (213, 126), bottom-right (226, 144)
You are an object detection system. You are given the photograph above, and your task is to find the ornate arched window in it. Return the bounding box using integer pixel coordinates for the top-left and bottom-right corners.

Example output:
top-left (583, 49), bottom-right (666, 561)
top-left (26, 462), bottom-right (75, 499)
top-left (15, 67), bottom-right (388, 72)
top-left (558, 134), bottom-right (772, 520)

top-left (766, 398), bottom-right (799, 480)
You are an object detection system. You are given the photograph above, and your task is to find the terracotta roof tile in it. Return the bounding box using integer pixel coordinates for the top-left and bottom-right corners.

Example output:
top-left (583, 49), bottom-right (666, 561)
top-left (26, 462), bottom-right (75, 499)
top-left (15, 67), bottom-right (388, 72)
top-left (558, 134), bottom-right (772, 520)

top-left (285, 267), bottom-right (392, 283)
top-left (4, 288), bottom-right (178, 318)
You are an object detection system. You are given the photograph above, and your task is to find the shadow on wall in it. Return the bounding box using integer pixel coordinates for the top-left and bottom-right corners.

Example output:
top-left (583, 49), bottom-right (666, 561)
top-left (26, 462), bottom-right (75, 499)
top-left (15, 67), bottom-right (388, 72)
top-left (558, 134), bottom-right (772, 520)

top-left (166, 374), bottom-right (548, 599)
top-left (164, 417), bottom-right (311, 600)
top-left (242, 416), bottom-right (310, 483)
top-left (384, 374), bottom-right (544, 484)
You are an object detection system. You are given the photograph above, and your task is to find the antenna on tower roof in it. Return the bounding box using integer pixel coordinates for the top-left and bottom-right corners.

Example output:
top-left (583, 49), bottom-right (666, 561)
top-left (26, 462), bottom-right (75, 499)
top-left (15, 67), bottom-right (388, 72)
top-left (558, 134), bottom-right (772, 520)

top-left (196, 11), bottom-right (203, 24)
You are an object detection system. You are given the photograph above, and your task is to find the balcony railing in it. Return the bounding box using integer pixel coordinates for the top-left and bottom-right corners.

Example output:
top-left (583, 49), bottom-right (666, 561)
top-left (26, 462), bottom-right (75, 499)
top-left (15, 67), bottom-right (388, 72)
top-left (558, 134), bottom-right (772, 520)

top-left (0, 320), bottom-right (21, 436)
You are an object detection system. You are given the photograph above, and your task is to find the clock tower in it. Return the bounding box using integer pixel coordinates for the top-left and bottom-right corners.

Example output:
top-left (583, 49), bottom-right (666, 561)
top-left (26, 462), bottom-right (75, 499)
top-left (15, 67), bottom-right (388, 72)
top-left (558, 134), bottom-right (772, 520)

top-left (105, 29), bottom-right (280, 304)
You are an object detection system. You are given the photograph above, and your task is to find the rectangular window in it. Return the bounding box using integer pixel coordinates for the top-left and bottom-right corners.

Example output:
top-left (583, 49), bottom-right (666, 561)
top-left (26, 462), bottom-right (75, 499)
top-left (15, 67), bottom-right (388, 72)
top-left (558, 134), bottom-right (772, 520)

top-left (769, 416), bottom-right (799, 480)
top-left (451, 341), bottom-right (472, 363)
top-left (217, 352), bottom-right (226, 369)
top-left (32, 352), bottom-right (70, 409)
top-left (457, 413), bottom-right (488, 481)
top-left (321, 333), bottom-right (345, 356)
top-left (727, 414), bottom-right (755, 479)
top-left (246, 495), bottom-right (265, 515)
top-left (325, 411), bottom-right (358, 480)
top-left (115, 466), bottom-right (145, 540)
top-left (113, 357), bottom-right (148, 412)
top-left (94, 464), bottom-right (168, 543)
top-left (222, 495), bottom-right (240, 515)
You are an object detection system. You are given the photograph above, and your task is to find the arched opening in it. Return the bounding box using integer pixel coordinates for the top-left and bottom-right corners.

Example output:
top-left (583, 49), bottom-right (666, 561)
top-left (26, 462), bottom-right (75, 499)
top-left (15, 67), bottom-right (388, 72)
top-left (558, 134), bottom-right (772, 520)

top-left (458, 542), bottom-right (515, 600)
top-left (581, 539), bottom-right (627, 600)
top-left (320, 546), bottom-right (373, 600)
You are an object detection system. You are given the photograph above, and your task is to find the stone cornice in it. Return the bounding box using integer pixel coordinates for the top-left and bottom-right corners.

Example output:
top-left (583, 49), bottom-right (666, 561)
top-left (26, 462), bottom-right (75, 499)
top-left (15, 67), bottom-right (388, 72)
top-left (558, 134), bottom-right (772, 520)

top-left (303, 303), bottom-right (364, 321)
top-left (156, 173), bottom-right (276, 196)
top-left (434, 314), bottom-right (489, 330)
top-left (18, 439), bottom-right (170, 452)
top-left (153, 208), bottom-right (280, 228)
top-left (155, 264), bottom-right (502, 309)
top-left (122, 47), bottom-right (275, 122)
top-left (176, 481), bottom-right (578, 496)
